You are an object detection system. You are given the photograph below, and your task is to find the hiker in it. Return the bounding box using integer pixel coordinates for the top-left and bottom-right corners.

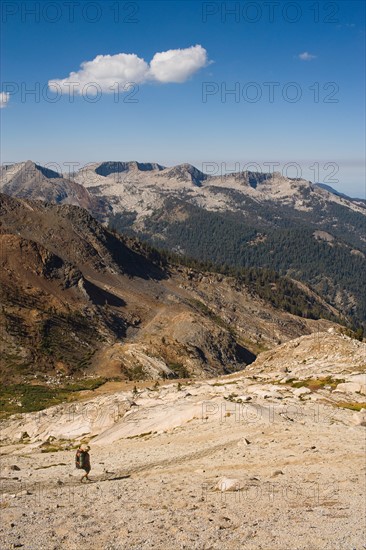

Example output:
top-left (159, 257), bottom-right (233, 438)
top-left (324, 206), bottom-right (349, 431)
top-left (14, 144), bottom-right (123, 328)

top-left (75, 444), bottom-right (91, 482)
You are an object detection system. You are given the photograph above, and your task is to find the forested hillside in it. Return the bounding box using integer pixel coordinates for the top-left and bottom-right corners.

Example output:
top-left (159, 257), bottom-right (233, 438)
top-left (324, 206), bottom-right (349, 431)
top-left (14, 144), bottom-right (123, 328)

top-left (110, 201), bottom-right (366, 328)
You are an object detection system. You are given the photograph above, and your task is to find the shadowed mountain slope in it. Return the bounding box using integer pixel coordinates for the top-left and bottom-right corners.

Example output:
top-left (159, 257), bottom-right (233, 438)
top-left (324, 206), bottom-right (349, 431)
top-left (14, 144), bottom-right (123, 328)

top-left (0, 193), bottom-right (341, 387)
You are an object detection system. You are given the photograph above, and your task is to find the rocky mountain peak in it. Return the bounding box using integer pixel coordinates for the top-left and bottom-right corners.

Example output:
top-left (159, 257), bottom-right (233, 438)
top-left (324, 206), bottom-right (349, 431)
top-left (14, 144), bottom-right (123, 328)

top-left (24, 160), bottom-right (61, 179)
top-left (0, 161), bottom-right (107, 216)
top-left (162, 163), bottom-right (206, 186)
top-left (94, 161), bottom-right (165, 177)
top-left (241, 170), bottom-right (275, 189)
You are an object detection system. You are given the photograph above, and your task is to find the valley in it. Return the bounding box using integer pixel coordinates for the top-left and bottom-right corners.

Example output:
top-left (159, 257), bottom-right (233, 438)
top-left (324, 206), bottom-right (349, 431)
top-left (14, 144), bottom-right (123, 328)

top-left (0, 193), bottom-right (341, 398)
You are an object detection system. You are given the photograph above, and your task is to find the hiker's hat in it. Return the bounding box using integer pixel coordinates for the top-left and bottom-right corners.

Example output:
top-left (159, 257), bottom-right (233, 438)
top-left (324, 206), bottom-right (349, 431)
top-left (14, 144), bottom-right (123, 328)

top-left (80, 444), bottom-right (90, 451)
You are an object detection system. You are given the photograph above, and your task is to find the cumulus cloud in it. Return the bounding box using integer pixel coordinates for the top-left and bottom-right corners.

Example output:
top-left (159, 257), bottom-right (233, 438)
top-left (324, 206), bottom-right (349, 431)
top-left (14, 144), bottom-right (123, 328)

top-left (0, 92), bottom-right (10, 108)
top-left (49, 45), bottom-right (209, 94)
top-left (49, 53), bottom-right (149, 94)
top-left (298, 52), bottom-right (317, 61)
top-left (149, 45), bottom-right (208, 83)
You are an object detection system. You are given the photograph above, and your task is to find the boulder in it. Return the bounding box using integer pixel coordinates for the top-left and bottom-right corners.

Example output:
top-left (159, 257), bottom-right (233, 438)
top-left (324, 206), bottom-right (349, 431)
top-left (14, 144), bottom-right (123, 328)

top-left (293, 387), bottom-right (312, 397)
top-left (347, 374), bottom-right (366, 385)
top-left (352, 409), bottom-right (366, 427)
top-left (334, 382), bottom-right (365, 395)
top-left (0, 493), bottom-right (16, 500)
top-left (16, 489), bottom-right (31, 497)
top-left (271, 470), bottom-right (284, 477)
top-left (251, 389), bottom-right (278, 399)
top-left (216, 477), bottom-right (241, 492)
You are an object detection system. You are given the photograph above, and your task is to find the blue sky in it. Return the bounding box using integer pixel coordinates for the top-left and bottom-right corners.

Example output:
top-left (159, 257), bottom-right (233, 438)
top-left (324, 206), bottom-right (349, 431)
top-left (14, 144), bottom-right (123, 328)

top-left (1, 0), bottom-right (365, 197)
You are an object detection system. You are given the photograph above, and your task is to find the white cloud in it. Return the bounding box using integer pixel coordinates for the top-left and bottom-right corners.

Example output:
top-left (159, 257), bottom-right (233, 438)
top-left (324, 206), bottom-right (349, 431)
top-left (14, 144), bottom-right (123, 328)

top-left (49, 45), bottom-right (209, 94)
top-left (149, 45), bottom-right (208, 83)
top-left (49, 53), bottom-right (149, 94)
top-left (298, 52), bottom-right (317, 61)
top-left (0, 92), bottom-right (10, 108)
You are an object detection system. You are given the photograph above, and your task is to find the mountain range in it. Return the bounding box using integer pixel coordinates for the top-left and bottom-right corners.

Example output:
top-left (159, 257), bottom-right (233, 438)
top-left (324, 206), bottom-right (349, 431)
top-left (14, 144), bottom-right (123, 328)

top-left (1, 160), bottom-right (365, 328)
top-left (0, 192), bottom-right (343, 388)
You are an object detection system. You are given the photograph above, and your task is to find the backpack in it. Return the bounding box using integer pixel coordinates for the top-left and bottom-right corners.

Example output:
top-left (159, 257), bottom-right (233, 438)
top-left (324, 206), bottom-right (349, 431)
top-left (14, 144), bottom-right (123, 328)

top-left (75, 449), bottom-right (84, 469)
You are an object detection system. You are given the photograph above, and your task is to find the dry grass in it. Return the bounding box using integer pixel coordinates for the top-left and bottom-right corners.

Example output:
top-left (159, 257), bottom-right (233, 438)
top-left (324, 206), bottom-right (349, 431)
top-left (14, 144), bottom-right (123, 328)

top-left (290, 377), bottom-right (345, 391)
top-left (335, 402), bottom-right (366, 412)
